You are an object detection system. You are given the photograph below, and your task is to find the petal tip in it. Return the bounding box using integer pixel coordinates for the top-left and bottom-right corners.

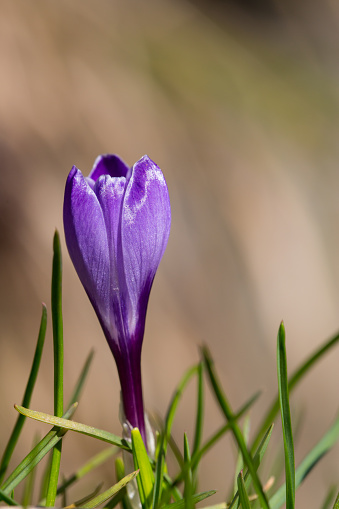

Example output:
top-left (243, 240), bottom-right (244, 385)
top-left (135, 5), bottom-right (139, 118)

top-left (66, 165), bottom-right (82, 185)
top-left (90, 154), bottom-right (129, 180)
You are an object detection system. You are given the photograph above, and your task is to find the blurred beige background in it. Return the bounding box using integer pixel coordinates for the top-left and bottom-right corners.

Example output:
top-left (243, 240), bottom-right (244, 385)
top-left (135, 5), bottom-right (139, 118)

top-left (0, 0), bottom-right (339, 506)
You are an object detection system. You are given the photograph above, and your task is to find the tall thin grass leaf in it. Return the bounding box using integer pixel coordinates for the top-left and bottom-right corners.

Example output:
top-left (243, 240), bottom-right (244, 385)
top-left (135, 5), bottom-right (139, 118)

top-left (22, 467), bottom-right (36, 507)
top-left (192, 362), bottom-right (204, 457)
top-left (237, 470), bottom-right (251, 509)
top-left (51, 230), bottom-right (64, 417)
top-left (46, 230), bottom-right (64, 507)
top-left (233, 417), bottom-right (250, 496)
top-left (21, 434), bottom-right (39, 507)
top-left (277, 322), bottom-right (295, 509)
top-left (171, 391), bottom-right (261, 502)
top-left (183, 433), bottom-right (194, 509)
top-left (40, 451), bottom-right (53, 502)
top-left (320, 486), bottom-right (337, 509)
top-left (202, 346), bottom-right (269, 509)
top-left (161, 473), bottom-right (183, 504)
top-left (152, 365), bottom-right (199, 509)
top-left (67, 350), bottom-right (94, 408)
top-left (190, 390), bottom-right (261, 474)
top-left (46, 440), bottom-right (62, 507)
top-left (61, 474), bottom-right (67, 508)
top-left (252, 329), bottom-right (339, 453)
top-left (165, 365), bottom-right (200, 443)
top-left (228, 424), bottom-right (274, 509)
top-left (168, 435), bottom-right (184, 469)
top-left (269, 414), bottom-right (339, 509)
top-left (0, 304), bottom-right (47, 484)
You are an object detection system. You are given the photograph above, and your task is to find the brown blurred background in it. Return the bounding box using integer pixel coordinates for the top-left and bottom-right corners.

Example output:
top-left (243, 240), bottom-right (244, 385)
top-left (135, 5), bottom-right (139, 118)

top-left (0, 0), bottom-right (339, 506)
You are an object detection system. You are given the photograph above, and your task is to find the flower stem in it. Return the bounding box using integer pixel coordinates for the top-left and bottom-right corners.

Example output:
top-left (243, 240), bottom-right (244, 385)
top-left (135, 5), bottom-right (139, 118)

top-left (117, 351), bottom-right (146, 446)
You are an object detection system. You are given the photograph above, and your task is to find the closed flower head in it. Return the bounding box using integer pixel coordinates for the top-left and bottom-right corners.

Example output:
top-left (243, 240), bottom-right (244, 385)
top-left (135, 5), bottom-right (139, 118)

top-left (63, 154), bottom-right (171, 443)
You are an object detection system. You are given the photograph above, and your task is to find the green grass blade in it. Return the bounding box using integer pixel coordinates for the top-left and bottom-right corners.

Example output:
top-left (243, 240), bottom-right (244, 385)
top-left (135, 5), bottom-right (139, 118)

top-left (237, 470), bottom-right (251, 509)
top-left (165, 365), bottom-right (200, 442)
top-left (46, 441), bottom-right (62, 507)
top-left (234, 391), bottom-right (262, 419)
top-left (252, 329), bottom-right (339, 453)
top-left (228, 424), bottom-right (274, 509)
top-left (107, 457), bottom-right (132, 509)
top-left (132, 428), bottom-right (154, 509)
top-left (67, 350), bottom-right (94, 408)
top-left (46, 230), bottom-right (64, 507)
top-left (183, 433), bottom-right (194, 509)
top-left (202, 346), bottom-right (269, 509)
top-left (0, 488), bottom-right (20, 506)
top-left (1, 404), bottom-right (77, 495)
top-left (15, 405), bottom-right (130, 450)
top-left (61, 474), bottom-right (67, 508)
top-left (321, 486), bottom-right (337, 509)
top-left (269, 414), bottom-right (339, 509)
top-left (268, 406), bottom-right (303, 496)
top-left (42, 349), bottom-right (94, 503)
top-left (21, 435), bottom-right (39, 507)
top-left (152, 365), bottom-right (199, 509)
top-left (169, 390), bottom-right (261, 492)
top-left (233, 417), bottom-right (250, 496)
top-left (277, 322), bottom-right (295, 509)
top-left (192, 362), bottom-right (204, 457)
top-left (169, 404), bottom-right (265, 507)
top-left (168, 435), bottom-right (184, 470)
top-left (161, 490), bottom-right (216, 509)
top-left (191, 362), bottom-right (204, 493)
top-left (190, 390), bottom-right (261, 472)
top-left (333, 493), bottom-right (339, 509)
top-left (161, 474), bottom-right (183, 505)
top-left (39, 449), bottom-right (53, 502)
top-left (51, 230), bottom-right (64, 418)
top-left (22, 459), bottom-right (36, 507)
top-left (0, 304), bottom-right (47, 484)
top-left (80, 471), bottom-right (139, 509)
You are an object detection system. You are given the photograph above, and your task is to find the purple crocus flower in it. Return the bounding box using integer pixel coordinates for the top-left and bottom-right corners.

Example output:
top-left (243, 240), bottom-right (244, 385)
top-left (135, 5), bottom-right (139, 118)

top-left (63, 154), bottom-right (171, 443)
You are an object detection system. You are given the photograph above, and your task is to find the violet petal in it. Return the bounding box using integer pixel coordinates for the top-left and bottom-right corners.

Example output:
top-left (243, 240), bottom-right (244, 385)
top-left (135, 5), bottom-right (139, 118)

top-left (63, 166), bottom-right (110, 327)
top-left (89, 154), bottom-right (129, 181)
top-left (94, 174), bottom-right (128, 353)
top-left (121, 155), bottom-right (171, 340)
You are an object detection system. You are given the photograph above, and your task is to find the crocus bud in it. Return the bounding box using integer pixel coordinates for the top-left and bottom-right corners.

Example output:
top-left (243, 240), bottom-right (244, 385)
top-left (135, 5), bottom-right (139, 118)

top-left (63, 154), bottom-right (171, 443)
